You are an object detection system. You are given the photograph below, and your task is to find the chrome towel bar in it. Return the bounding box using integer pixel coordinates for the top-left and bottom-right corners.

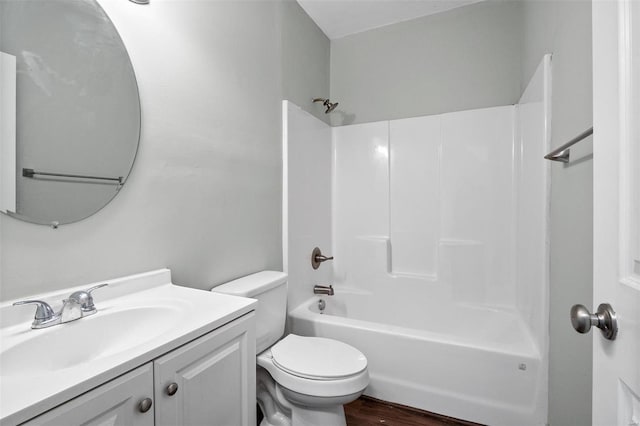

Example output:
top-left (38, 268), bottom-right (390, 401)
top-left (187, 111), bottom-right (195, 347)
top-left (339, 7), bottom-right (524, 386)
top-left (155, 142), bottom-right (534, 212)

top-left (544, 127), bottom-right (593, 163)
top-left (22, 168), bottom-right (123, 184)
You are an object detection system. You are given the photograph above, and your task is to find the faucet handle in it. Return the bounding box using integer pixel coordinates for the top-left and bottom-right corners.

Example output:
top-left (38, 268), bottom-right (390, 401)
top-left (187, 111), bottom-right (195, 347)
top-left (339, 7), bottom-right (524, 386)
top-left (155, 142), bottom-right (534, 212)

top-left (69, 283), bottom-right (108, 313)
top-left (87, 283), bottom-right (109, 294)
top-left (13, 300), bottom-right (57, 325)
top-left (311, 247), bottom-right (334, 270)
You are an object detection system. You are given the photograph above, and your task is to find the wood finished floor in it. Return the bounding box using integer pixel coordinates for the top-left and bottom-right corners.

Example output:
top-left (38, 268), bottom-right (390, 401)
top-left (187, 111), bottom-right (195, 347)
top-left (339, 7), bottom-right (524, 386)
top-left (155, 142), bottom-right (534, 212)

top-left (344, 396), bottom-right (483, 426)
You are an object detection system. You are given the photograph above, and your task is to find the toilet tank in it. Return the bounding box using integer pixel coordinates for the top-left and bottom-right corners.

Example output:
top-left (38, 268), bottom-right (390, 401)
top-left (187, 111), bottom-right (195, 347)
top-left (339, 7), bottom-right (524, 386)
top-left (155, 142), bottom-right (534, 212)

top-left (211, 271), bottom-right (287, 353)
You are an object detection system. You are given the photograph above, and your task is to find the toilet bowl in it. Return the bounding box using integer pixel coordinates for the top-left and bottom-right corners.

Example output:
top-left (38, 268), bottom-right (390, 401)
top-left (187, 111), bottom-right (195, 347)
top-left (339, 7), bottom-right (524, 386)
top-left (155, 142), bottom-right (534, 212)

top-left (212, 271), bottom-right (369, 426)
top-left (257, 335), bottom-right (368, 426)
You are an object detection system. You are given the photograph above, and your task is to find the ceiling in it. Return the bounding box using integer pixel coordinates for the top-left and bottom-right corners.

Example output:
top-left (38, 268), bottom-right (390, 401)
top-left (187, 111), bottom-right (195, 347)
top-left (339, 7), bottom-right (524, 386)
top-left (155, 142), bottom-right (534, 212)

top-left (296, 0), bottom-right (484, 40)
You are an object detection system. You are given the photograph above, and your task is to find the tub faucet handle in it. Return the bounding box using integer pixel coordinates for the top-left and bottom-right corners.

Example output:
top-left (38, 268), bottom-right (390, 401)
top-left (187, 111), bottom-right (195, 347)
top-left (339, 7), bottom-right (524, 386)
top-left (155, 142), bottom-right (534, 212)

top-left (311, 247), bottom-right (334, 269)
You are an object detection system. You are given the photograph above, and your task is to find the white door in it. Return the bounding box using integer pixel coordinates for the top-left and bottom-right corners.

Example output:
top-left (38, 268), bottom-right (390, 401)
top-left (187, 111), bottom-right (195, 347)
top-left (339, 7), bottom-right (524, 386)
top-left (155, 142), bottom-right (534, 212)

top-left (593, 1), bottom-right (640, 425)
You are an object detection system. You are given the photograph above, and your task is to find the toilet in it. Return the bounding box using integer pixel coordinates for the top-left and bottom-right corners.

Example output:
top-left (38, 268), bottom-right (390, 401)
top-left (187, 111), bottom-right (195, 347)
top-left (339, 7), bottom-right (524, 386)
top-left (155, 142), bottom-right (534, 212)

top-left (212, 271), bottom-right (369, 426)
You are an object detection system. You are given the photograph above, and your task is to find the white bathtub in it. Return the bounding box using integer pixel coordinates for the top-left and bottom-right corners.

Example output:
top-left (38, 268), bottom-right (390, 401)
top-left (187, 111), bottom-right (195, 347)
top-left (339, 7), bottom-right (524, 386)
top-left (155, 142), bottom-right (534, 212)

top-left (288, 288), bottom-right (546, 426)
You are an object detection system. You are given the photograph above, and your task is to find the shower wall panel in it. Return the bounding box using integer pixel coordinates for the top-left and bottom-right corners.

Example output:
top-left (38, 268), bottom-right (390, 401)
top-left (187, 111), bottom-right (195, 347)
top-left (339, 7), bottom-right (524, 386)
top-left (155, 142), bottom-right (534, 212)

top-left (332, 121), bottom-right (389, 285)
top-left (440, 107), bottom-right (516, 308)
top-left (389, 115), bottom-right (440, 278)
top-left (515, 56), bottom-right (550, 354)
top-left (283, 101), bottom-right (332, 311)
top-left (333, 105), bottom-right (517, 310)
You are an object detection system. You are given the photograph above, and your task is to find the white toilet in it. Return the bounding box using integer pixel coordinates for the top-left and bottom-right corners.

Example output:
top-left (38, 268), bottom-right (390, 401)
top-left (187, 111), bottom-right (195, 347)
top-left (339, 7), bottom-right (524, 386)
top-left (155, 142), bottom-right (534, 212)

top-left (212, 271), bottom-right (369, 426)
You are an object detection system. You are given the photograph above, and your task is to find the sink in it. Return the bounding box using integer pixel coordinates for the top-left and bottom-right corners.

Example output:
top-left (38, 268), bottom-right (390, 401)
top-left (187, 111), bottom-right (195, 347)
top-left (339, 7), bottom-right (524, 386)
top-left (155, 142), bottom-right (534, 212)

top-left (0, 269), bottom-right (257, 426)
top-left (0, 306), bottom-right (179, 377)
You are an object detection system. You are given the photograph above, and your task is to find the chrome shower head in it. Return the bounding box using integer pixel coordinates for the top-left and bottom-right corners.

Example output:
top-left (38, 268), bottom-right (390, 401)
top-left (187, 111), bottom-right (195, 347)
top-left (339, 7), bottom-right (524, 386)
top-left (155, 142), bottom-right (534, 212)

top-left (313, 98), bottom-right (339, 114)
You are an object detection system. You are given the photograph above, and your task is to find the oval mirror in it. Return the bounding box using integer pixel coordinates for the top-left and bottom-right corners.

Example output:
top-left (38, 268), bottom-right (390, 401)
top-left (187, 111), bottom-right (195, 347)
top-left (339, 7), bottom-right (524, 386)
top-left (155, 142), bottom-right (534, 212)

top-left (0, 0), bottom-right (140, 226)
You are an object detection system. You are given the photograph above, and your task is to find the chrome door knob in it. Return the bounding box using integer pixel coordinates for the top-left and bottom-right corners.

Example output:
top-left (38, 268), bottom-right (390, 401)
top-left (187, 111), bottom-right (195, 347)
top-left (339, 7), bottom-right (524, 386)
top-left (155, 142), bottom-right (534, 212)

top-left (570, 303), bottom-right (618, 340)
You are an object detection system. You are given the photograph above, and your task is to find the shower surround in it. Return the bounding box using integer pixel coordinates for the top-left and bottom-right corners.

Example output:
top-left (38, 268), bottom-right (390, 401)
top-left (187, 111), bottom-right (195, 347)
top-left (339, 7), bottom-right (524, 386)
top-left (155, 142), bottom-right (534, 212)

top-left (284, 57), bottom-right (551, 426)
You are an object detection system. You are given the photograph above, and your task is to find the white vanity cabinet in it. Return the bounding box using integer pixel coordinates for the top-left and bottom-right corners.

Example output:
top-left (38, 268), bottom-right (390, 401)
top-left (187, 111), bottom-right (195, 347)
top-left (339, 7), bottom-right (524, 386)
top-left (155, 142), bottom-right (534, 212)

top-left (20, 312), bottom-right (255, 426)
top-left (154, 312), bottom-right (256, 426)
top-left (21, 363), bottom-right (154, 426)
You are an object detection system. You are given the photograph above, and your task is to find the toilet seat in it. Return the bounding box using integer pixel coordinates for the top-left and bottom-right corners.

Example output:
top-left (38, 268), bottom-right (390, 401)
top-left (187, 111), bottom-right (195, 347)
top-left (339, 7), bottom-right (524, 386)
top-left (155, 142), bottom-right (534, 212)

top-left (257, 335), bottom-right (369, 398)
top-left (271, 335), bottom-right (367, 380)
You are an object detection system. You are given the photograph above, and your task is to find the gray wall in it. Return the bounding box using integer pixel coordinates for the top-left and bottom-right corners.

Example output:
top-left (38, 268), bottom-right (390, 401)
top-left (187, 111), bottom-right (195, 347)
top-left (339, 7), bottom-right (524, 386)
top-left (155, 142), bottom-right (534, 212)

top-left (329, 1), bottom-right (522, 126)
top-left (280, 1), bottom-right (331, 124)
top-left (0, 0), bottom-right (330, 300)
top-left (520, 2), bottom-right (593, 425)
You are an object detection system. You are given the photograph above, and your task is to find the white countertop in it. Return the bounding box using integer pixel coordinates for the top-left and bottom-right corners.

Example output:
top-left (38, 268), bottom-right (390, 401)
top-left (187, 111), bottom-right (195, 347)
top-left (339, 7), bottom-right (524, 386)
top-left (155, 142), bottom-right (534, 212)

top-left (0, 269), bottom-right (256, 425)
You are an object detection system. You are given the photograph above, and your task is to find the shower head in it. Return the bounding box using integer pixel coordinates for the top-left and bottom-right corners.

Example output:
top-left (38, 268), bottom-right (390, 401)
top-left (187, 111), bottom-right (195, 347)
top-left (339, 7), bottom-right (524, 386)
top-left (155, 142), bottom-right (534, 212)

top-left (313, 98), bottom-right (339, 114)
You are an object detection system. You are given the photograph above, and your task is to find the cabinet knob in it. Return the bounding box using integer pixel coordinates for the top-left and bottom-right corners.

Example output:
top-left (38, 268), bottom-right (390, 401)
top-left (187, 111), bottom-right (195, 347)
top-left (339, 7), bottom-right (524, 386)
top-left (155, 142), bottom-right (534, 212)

top-left (138, 397), bottom-right (153, 413)
top-left (166, 382), bottom-right (179, 396)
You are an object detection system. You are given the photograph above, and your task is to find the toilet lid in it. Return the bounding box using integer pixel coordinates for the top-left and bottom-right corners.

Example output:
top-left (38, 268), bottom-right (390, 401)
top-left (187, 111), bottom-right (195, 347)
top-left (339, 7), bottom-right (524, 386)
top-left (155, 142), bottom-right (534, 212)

top-left (270, 334), bottom-right (367, 380)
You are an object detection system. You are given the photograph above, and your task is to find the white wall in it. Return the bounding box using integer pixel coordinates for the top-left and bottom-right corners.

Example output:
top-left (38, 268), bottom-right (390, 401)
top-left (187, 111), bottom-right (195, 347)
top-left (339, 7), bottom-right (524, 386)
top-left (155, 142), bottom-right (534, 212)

top-left (329, 0), bottom-right (522, 126)
top-left (0, 0), bottom-right (330, 301)
top-left (282, 101), bottom-right (332, 311)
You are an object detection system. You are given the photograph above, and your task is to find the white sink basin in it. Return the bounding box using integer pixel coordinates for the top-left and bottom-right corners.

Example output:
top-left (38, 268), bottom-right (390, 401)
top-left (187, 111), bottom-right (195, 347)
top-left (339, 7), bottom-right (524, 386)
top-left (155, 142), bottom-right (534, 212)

top-left (0, 306), bottom-right (180, 377)
top-left (0, 269), bottom-right (257, 426)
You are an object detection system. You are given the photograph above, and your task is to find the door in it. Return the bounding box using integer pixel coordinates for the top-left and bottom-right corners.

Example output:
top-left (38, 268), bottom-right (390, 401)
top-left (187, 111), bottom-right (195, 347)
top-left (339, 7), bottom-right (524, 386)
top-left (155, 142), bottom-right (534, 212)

top-left (593, 1), bottom-right (640, 425)
top-left (22, 364), bottom-right (154, 426)
top-left (153, 312), bottom-right (256, 426)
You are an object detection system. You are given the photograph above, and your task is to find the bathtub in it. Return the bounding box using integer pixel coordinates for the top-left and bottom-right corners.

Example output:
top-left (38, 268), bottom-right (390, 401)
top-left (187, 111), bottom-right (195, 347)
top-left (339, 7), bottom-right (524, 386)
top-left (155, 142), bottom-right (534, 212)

top-left (288, 288), bottom-right (546, 426)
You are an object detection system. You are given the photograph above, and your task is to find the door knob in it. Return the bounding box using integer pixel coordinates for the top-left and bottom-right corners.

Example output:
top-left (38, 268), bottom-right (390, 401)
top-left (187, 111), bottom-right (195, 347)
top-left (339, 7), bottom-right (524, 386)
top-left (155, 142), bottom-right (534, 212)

top-left (570, 303), bottom-right (618, 340)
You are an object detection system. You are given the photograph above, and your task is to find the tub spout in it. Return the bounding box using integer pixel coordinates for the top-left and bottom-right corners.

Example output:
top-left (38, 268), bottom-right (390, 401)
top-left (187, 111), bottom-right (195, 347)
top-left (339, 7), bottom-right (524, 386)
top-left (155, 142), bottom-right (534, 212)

top-left (313, 285), bottom-right (334, 296)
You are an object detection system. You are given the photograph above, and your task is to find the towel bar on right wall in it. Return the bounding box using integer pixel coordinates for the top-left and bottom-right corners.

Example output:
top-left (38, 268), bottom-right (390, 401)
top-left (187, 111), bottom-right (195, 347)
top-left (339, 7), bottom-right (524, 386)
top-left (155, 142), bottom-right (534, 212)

top-left (544, 127), bottom-right (593, 163)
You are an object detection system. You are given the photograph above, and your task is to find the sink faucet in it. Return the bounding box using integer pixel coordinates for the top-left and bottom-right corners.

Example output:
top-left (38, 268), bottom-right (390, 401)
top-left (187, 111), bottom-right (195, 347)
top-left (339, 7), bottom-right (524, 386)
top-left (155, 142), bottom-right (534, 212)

top-left (313, 284), bottom-right (334, 296)
top-left (13, 283), bottom-right (109, 329)
top-left (60, 297), bottom-right (83, 323)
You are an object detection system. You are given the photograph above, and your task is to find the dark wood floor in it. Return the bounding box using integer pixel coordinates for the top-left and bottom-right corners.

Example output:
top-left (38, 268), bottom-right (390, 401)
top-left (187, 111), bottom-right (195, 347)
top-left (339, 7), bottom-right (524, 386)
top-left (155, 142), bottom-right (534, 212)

top-left (344, 396), bottom-right (483, 426)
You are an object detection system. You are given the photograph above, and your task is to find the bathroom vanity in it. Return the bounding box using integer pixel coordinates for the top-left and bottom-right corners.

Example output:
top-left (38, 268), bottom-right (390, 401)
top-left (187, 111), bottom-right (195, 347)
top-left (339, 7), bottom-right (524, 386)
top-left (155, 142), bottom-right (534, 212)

top-left (0, 270), bottom-right (257, 426)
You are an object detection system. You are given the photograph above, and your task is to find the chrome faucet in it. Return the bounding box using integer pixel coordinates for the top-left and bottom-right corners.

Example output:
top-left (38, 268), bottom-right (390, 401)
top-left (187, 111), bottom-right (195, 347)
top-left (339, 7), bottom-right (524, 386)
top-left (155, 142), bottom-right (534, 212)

top-left (60, 297), bottom-right (83, 323)
top-left (313, 284), bottom-right (334, 296)
top-left (13, 283), bottom-right (108, 329)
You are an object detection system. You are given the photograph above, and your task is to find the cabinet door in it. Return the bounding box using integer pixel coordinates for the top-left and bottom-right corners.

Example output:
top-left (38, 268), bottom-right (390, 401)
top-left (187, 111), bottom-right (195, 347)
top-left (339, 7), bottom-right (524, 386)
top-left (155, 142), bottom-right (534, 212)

top-left (22, 363), bottom-right (154, 426)
top-left (154, 312), bottom-right (256, 426)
